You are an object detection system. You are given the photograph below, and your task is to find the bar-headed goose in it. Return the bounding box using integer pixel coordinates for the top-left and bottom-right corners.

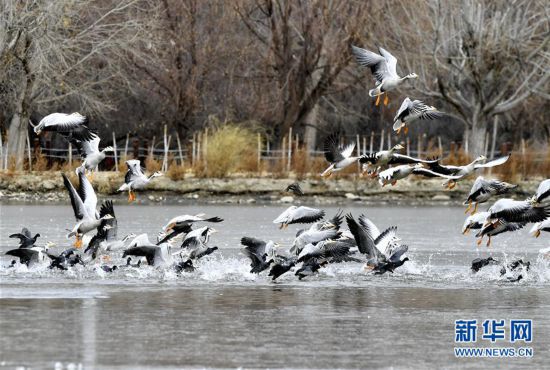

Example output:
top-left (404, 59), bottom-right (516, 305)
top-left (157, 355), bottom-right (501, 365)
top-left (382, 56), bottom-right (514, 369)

top-left (72, 135), bottom-right (113, 178)
top-left (63, 168), bottom-right (113, 248)
top-left (475, 220), bottom-right (526, 247)
top-left (464, 176), bottom-right (517, 214)
top-left (359, 145), bottom-right (437, 176)
top-left (240, 237), bottom-right (276, 273)
top-left (5, 242), bottom-right (55, 268)
top-left (377, 163), bottom-right (461, 186)
top-left (122, 234), bottom-right (172, 267)
top-left (117, 160), bottom-right (162, 202)
top-left (321, 133), bottom-right (360, 177)
top-left (9, 227), bottom-right (40, 248)
top-left (485, 198), bottom-right (550, 225)
top-left (351, 45), bottom-right (418, 106)
top-left (273, 206), bottom-right (325, 229)
top-left (531, 179), bottom-right (550, 205)
top-left (31, 112), bottom-right (96, 142)
top-left (530, 219), bottom-right (550, 238)
top-left (393, 97), bottom-right (443, 134)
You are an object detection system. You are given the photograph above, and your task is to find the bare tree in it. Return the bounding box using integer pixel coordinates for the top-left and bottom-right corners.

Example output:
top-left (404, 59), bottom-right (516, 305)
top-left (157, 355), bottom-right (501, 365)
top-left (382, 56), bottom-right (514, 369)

top-left (375, 0), bottom-right (549, 155)
top-left (0, 0), bottom-right (159, 169)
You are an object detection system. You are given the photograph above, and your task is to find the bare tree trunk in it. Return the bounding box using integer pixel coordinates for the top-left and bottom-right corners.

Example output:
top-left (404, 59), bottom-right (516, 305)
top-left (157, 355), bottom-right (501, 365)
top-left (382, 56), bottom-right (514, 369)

top-left (7, 70), bottom-right (33, 170)
top-left (465, 119), bottom-right (486, 157)
top-left (304, 104), bottom-right (319, 151)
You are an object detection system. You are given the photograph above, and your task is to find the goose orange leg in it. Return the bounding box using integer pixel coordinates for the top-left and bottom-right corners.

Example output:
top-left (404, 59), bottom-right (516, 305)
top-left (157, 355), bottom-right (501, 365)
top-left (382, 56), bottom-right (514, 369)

top-left (383, 93), bottom-right (389, 106)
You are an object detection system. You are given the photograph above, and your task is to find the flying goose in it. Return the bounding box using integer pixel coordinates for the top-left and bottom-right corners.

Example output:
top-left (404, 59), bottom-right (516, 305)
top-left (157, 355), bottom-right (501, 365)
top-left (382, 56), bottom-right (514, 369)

top-left (273, 206), bottom-right (325, 229)
top-left (462, 212), bottom-right (490, 235)
top-left (351, 45), bottom-right (418, 106)
top-left (321, 133), bottom-right (360, 177)
top-left (285, 182), bottom-right (304, 196)
top-left (240, 237), bottom-right (276, 273)
top-left (531, 179), bottom-right (550, 205)
top-left (475, 219), bottom-right (526, 247)
top-left (529, 219), bottom-right (550, 237)
top-left (9, 227), bottom-right (40, 248)
top-left (425, 155), bottom-right (511, 189)
top-left (393, 98), bottom-right (443, 134)
top-left (117, 160), bottom-right (162, 202)
top-left (464, 176), bottom-right (517, 214)
top-left (63, 169), bottom-right (113, 248)
top-left (345, 214), bottom-right (409, 274)
top-left (296, 240), bottom-right (356, 263)
top-left (71, 135), bottom-right (113, 178)
top-left (485, 198), bottom-right (550, 225)
top-left (359, 144), bottom-right (438, 176)
top-left (181, 226), bottom-right (217, 249)
top-left (377, 163), bottom-right (460, 186)
top-left (290, 227), bottom-right (341, 256)
top-left (31, 112), bottom-right (96, 142)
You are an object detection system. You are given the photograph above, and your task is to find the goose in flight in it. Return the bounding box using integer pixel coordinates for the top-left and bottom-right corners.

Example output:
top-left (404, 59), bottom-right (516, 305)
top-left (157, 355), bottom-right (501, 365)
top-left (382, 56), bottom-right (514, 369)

top-left (425, 155), bottom-right (510, 189)
top-left (273, 206), bottom-right (325, 229)
top-left (377, 163), bottom-right (461, 186)
top-left (32, 112), bottom-right (96, 141)
top-left (240, 237), bottom-right (276, 273)
top-left (475, 219), bottom-right (526, 247)
top-left (291, 227), bottom-right (341, 256)
top-left (162, 214), bottom-right (224, 233)
top-left (529, 219), bottom-right (550, 238)
top-left (63, 168), bottom-right (113, 248)
top-left (464, 177), bottom-right (517, 215)
top-left (351, 45), bottom-right (418, 106)
top-left (359, 145), bottom-right (437, 176)
top-left (117, 160), bottom-right (162, 202)
top-left (285, 182), bottom-right (304, 196)
top-left (180, 226), bottom-right (217, 249)
top-left (9, 227), bottom-right (40, 248)
top-left (71, 135), bottom-right (113, 178)
top-left (462, 212), bottom-right (489, 235)
top-left (485, 198), bottom-right (550, 225)
top-left (321, 133), bottom-right (360, 177)
top-left (393, 98), bottom-right (444, 134)
top-left (531, 179), bottom-right (550, 205)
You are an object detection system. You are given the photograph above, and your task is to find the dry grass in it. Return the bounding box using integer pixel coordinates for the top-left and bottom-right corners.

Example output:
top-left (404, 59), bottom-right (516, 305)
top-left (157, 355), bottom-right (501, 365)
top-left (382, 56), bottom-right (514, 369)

top-left (145, 156), bottom-right (162, 172)
top-left (198, 125), bottom-right (258, 178)
top-left (166, 160), bottom-right (187, 180)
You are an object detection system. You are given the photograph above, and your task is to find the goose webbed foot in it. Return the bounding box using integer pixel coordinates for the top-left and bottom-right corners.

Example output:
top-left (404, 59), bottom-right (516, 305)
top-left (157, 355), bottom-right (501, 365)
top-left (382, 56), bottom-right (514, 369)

top-left (404, 125), bottom-right (409, 135)
top-left (74, 235), bottom-right (83, 249)
top-left (476, 238), bottom-right (483, 246)
top-left (471, 202), bottom-right (478, 215)
top-left (486, 236), bottom-right (491, 247)
top-left (465, 201), bottom-right (472, 214)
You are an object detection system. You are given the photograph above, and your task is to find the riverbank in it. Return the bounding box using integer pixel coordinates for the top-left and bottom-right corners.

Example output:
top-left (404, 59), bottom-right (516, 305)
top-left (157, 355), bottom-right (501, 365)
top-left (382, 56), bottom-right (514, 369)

top-left (0, 171), bottom-right (540, 205)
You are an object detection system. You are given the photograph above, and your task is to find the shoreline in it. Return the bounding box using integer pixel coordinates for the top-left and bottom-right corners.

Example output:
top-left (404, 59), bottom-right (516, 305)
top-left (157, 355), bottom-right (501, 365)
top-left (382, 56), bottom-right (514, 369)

top-left (0, 171), bottom-right (539, 206)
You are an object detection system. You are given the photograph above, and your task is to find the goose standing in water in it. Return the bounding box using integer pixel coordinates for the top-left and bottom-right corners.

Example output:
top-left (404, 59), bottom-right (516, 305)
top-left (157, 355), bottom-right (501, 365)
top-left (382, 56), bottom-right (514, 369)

top-left (425, 155), bottom-right (510, 189)
top-left (530, 219), bottom-right (550, 237)
top-left (351, 45), bottom-right (418, 106)
top-left (273, 206), bottom-right (325, 229)
top-left (531, 179), bottom-right (550, 205)
top-left (321, 133), bottom-right (360, 177)
top-left (9, 227), bottom-right (40, 248)
top-left (393, 97), bottom-right (443, 134)
top-left (118, 160), bottom-right (162, 202)
top-left (63, 169), bottom-right (113, 248)
top-left (464, 177), bottom-right (517, 214)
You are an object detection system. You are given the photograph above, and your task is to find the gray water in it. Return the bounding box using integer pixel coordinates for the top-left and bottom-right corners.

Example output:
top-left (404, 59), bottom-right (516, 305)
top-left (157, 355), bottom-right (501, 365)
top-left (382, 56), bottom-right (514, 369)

top-left (1, 203), bottom-right (549, 369)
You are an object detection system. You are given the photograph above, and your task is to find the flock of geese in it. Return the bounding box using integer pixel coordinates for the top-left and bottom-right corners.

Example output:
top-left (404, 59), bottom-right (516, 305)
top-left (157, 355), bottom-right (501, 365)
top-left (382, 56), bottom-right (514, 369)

top-left (4, 44), bottom-right (549, 281)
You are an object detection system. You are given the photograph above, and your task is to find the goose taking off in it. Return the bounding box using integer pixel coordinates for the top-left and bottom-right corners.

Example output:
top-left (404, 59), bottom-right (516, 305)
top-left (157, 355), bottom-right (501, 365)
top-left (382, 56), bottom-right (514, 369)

top-left (351, 45), bottom-right (418, 106)
top-left (181, 226), bottom-right (217, 249)
top-left (471, 257), bottom-right (499, 273)
top-left (462, 212), bottom-right (489, 235)
top-left (240, 237), bottom-right (276, 273)
top-left (425, 155), bottom-right (511, 189)
top-left (163, 214), bottom-right (224, 233)
top-left (529, 219), bottom-right (550, 238)
top-left (321, 133), bottom-right (359, 177)
top-left (5, 242), bottom-right (55, 268)
top-left (122, 234), bottom-right (172, 267)
top-left (485, 198), bottom-right (550, 225)
top-left (118, 160), bottom-right (162, 202)
top-left (273, 206), bottom-right (325, 229)
top-left (295, 258), bottom-right (327, 280)
top-left (268, 255), bottom-right (298, 281)
top-left (475, 219), bottom-right (526, 247)
top-left (9, 227), bottom-right (40, 248)
top-left (63, 168), bottom-right (113, 248)
top-left (71, 135), bottom-right (113, 177)
top-left (285, 182), bottom-right (304, 196)
top-left (531, 179), bottom-right (550, 205)
top-left (345, 214), bottom-right (409, 275)
top-left (464, 177), bottom-right (517, 215)
top-left (393, 97), bottom-right (443, 134)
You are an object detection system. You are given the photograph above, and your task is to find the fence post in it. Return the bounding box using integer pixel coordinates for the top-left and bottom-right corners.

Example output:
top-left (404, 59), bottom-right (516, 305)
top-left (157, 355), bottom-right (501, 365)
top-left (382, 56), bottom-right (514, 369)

top-left (132, 139), bottom-right (139, 161)
top-left (370, 131), bottom-right (374, 153)
top-left (124, 133), bottom-right (129, 159)
top-left (0, 130), bottom-right (3, 170)
top-left (379, 129), bottom-right (385, 151)
top-left (417, 134), bottom-right (422, 158)
top-left (162, 125), bottom-right (168, 172)
top-left (68, 142), bottom-right (72, 168)
top-left (490, 115), bottom-right (498, 159)
top-left (437, 136), bottom-right (443, 158)
top-left (257, 133), bottom-right (261, 173)
top-left (387, 131), bottom-right (391, 150)
top-left (112, 131), bottom-right (118, 172)
top-left (281, 136), bottom-right (286, 173)
top-left (202, 128), bottom-right (208, 172)
top-left (356, 134), bottom-right (361, 171)
top-left (406, 137), bottom-right (410, 157)
top-left (362, 136), bottom-right (366, 155)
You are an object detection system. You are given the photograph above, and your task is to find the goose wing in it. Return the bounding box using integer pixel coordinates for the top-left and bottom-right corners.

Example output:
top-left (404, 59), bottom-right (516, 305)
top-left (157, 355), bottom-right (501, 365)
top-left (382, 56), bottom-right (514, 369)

top-left (323, 133), bottom-right (355, 163)
top-left (288, 206), bottom-right (325, 225)
top-left (122, 246), bottom-right (157, 266)
top-left (424, 160), bottom-right (462, 175)
top-left (378, 47), bottom-right (399, 79)
top-left (345, 214), bottom-right (383, 262)
top-left (62, 173), bottom-right (87, 221)
top-left (374, 226), bottom-right (399, 256)
top-left (412, 168), bottom-right (462, 179)
top-left (39, 113), bottom-right (96, 141)
top-left (388, 154), bottom-right (439, 166)
top-left (358, 215), bottom-right (381, 240)
top-left (409, 100), bottom-right (443, 120)
top-left (351, 45), bottom-right (389, 83)
top-left (72, 135), bottom-right (100, 158)
top-left (240, 237), bottom-right (267, 258)
top-left (78, 168), bottom-right (97, 219)
top-left (474, 155), bottom-right (510, 169)
top-left (124, 160), bottom-right (144, 184)
top-left (297, 240), bottom-right (351, 263)
top-left (99, 200), bottom-right (117, 240)
top-left (394, 98), bottom-right (412, 123)
top-left (388, 244), bottom-right (408, 263)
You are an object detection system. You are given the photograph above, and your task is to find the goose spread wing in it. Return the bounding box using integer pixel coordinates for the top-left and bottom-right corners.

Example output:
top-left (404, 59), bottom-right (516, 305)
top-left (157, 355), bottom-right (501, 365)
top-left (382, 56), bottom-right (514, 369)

top-left (62, 173), bottom-right (87, 221)
top-left (324, 133), bottom-right (354, 163)
top-left (346, 214), bottom-right (383, 262)
top-left (290, 207), bottom-right (326, 225)
top-left (78, 168), bottom-right (97, 219)
top-left (378, 47), bottom-right (399, 79)
top-left (474, 155), bottom-right (510, 169)
top-left (351, 45), bottom-right (389, 83)
top-left (389, 154), bottom-right (438, 165)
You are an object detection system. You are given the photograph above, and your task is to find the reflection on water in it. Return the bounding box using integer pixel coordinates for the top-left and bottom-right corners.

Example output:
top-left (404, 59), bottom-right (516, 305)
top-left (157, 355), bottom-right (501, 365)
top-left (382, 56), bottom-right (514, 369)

top-left (1, 204), bottom-right (549, 368)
